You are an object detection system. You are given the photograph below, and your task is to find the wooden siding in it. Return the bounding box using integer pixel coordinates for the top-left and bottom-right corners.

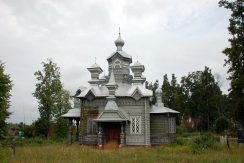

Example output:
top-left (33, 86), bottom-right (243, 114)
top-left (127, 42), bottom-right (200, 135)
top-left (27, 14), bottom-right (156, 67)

top-left (80, 97), bottom-right (151, 146)
top-left (83, 135), bottom-right (97, 145)
top-left (150, 114), bottom-right (169, 145)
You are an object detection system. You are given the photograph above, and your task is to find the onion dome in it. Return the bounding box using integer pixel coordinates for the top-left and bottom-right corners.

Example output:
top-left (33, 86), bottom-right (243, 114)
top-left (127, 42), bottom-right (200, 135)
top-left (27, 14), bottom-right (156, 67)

top-left (155, 87), bottom-right (162, 94)
top-left (155, 80), bottom-right (162, 93)
top-left (114, 32), bottom-right (124, 51)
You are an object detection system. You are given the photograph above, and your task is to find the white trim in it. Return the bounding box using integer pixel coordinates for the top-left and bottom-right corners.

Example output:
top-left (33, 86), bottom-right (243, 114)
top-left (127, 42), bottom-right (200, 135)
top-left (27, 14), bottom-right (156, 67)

top-left (168, 117), bottom-right (176, 133)
top-left (130, 116), bottom-right (142, 134)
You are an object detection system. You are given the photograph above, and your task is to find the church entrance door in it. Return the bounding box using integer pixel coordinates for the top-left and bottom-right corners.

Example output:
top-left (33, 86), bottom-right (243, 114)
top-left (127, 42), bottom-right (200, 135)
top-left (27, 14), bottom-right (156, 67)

top-left (104, 123), bottom-right (120, 144)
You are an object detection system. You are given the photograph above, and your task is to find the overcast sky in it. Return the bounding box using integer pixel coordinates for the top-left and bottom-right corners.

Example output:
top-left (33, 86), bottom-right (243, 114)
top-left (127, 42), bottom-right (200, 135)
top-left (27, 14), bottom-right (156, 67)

top-left (0, 0), bottom-right (231, 124)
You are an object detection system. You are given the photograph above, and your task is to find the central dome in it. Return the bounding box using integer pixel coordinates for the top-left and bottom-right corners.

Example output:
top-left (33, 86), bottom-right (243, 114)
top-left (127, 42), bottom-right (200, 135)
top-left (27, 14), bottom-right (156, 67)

top-left (114, 33), bottom-right (124, 51)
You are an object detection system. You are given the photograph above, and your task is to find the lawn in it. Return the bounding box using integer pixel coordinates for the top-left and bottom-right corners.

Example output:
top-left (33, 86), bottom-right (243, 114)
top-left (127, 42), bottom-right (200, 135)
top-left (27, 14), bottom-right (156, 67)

top-left (0, 142), bottom-right (244, 163)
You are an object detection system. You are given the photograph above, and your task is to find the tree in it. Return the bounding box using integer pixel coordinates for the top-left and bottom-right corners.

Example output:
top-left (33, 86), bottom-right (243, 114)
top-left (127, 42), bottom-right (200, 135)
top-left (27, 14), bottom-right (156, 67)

top-left (162, 74), bottom-right (171, 107)
top-left (0, 61), bottom-right (12, 139)
top-left (219, 0), bottom-right (244, 128)
top-left (162, 74), bottom-right (185, 125)
top-left (181, 67), bottom-right (223, 131)
top-left (33, 59), bottom-right (71, 138)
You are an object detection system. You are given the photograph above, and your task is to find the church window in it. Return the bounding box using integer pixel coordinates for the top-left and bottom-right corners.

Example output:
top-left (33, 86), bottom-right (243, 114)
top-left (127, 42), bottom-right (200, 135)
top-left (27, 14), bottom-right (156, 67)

top-left (130, 116), bottom-right (141, 134)
top-left (114, 60), bottom-right (121, 69)
top-left (168, 117), bottom-right (176, 133)
top-left (87, 117), bottom-right (97, 134)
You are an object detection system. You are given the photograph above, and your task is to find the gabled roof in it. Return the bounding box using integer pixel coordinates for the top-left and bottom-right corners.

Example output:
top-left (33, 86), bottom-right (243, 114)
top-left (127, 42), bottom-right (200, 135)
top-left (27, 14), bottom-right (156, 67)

top-left (94, 109), bottom-right (129, 122)
top-left (127, 85), bottom-right (153, 97)
top-left (107, 51), bottom-right (132, 62)
top-left (76, 84), bottom-right (153, 98)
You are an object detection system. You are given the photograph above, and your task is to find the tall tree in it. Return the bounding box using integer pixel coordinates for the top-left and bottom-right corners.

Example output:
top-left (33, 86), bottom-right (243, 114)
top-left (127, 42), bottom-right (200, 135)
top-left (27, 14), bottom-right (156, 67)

top-left (33, 59), bottom-right (71, 138)
top-left (162, 74), bottom-right (185, 125)
top-left (181, 67), bottom-right (222, 131)
top-left (0, 61), bottom-right (12, 139)
top-left (162, 74), bottom-right (171, 107)
top-left (219, 0), bottom-right (244, 128)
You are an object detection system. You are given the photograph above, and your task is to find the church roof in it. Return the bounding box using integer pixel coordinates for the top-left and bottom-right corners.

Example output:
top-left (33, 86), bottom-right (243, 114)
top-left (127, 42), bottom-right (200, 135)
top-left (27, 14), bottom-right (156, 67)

top-left (107, 51), bottom-right (132, 61)
top-left (76, 83), bottom-right (152, 98)
top-left (150, 105), bottom-right (180, 114)
top-left (107, 32), bottom-right (132, 62)
top-left (150, 80), bottom-right (179, 114)
top-left (61, 108), bottom-right (80, 118)
top-left (94, 109), bottom-right (129, 122)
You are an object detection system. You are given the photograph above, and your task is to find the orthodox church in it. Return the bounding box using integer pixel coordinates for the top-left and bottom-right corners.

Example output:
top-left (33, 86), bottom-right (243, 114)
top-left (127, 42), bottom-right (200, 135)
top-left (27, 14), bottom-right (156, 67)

top-left (62, 33), bottom-right (179, 147)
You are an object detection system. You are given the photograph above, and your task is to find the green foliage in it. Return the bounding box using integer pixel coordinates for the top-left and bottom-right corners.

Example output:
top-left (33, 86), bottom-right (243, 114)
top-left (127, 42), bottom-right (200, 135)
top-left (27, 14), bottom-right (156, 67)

top-left (56, 118), bottom-right (68, 139)
top-left (162, 74), bottom-right (185, 125)
top-left (176, 125), bottom-right (190, 137)
top-left (0, 61), bottom-right (12, 139)
top-left (147, 66), bottom-right (227, 131)
top-left (191, 133), bottom-right (217, 154)
top-left (219, 0), bottom-right (244, 127)
top-left (23, 125), bottom-right (35, 138)
top-left (169, 137), bottom-right (186, 146)
top-left (35, 118), bottom-right (48, 137)
top-left (33, 59), bottom-right (71, 138)
top-left (181, 67), bottom-right (223, 131)
top-left (0, 147), bottom-right (8, 162)
top-left (215, 116), bottom-right (229, 134)
top-left (1, 142), bottom-right (244, 162)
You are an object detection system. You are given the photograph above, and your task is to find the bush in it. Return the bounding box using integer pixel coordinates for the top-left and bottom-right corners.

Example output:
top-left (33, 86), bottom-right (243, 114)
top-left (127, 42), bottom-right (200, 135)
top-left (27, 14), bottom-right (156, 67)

top-left (191, 133), bottom-right (217, 154)
top-left (0, 147), bottom-right (8, 162)
top-left (35, 118), bottom-right (47, 137)
top-left (56, 118), bottom-right (68, 139)
top-left (215, 116), bottom-right (229, 134)
top-left (169, 137), bottom-right (186, 146)
top-left (177, 125), bottom-right (187, 134)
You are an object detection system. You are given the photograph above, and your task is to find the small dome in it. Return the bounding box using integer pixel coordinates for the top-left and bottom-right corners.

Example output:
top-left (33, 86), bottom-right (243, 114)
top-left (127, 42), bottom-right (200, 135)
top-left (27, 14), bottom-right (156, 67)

top-left (155, 87), bottom-right (162, 94)
top-left (155, 80), bottom-right (162, 94)
top-left (114, 33), bottom-right (124, 51)
top-left (90, 63), bottom-right (101, 68)
top-left (132, 61), bottom-right (143, 67)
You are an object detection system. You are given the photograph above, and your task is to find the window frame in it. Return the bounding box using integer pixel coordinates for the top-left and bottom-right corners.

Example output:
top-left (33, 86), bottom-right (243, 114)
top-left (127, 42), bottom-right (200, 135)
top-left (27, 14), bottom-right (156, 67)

top-left (130, 116), bottom-right (142, 134)
top-left (87, 117), bottom-right (97, 134)
top-left (168, 117), bottom-right (176, 133)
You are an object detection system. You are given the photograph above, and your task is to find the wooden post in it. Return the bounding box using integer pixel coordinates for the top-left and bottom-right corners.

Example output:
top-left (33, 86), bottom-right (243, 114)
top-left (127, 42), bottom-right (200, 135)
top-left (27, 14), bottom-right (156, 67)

top-left (68, 119), bottom-right (73, 145)
top-left (97, 123), bottom-right (104, 148)
top-left (80, 100), bottom-right (84, 145)
top-left (11, 138), bottom-right (16, 157)
top-left (119, 122), bottom-right (125, 148)
top-left (76, 119), bottom-right (79, 142)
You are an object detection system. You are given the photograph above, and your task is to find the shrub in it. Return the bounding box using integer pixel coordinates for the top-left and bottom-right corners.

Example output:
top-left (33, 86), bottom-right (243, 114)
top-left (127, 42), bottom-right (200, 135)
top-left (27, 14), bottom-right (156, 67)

top-left (191, 133), bottom-right (217, 154)
top-left (177, 125), bottom-right (187, 134)
top-left (169, 137), bottom-right (186, 146)
top-left (56, 118), bottom-right (68, 139)
top-left (215, 116), bottom-right (229, 134)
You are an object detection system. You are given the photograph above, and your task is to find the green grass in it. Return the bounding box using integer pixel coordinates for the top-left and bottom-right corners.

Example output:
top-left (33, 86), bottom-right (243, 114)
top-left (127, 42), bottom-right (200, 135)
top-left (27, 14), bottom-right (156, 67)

top-left (0, 142), bottom-right (244, 163)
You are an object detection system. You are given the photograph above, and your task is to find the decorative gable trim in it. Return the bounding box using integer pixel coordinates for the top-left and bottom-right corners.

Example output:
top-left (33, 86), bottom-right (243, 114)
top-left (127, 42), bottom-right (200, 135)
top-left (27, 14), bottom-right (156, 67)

top-left (85, 90), bottom-right (95, 101)
top-left (131, 87), bottom-right (143, 100)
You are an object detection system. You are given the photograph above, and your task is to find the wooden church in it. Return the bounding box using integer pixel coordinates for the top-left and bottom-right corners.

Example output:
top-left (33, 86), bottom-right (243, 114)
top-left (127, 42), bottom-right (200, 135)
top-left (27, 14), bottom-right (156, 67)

top-left (62, 33), bottom-right (179, 147)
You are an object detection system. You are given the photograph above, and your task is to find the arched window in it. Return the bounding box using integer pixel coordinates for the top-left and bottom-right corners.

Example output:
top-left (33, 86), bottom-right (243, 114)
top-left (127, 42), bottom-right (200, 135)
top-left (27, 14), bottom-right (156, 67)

top-left (114, 60), bottom-right (121, 69)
